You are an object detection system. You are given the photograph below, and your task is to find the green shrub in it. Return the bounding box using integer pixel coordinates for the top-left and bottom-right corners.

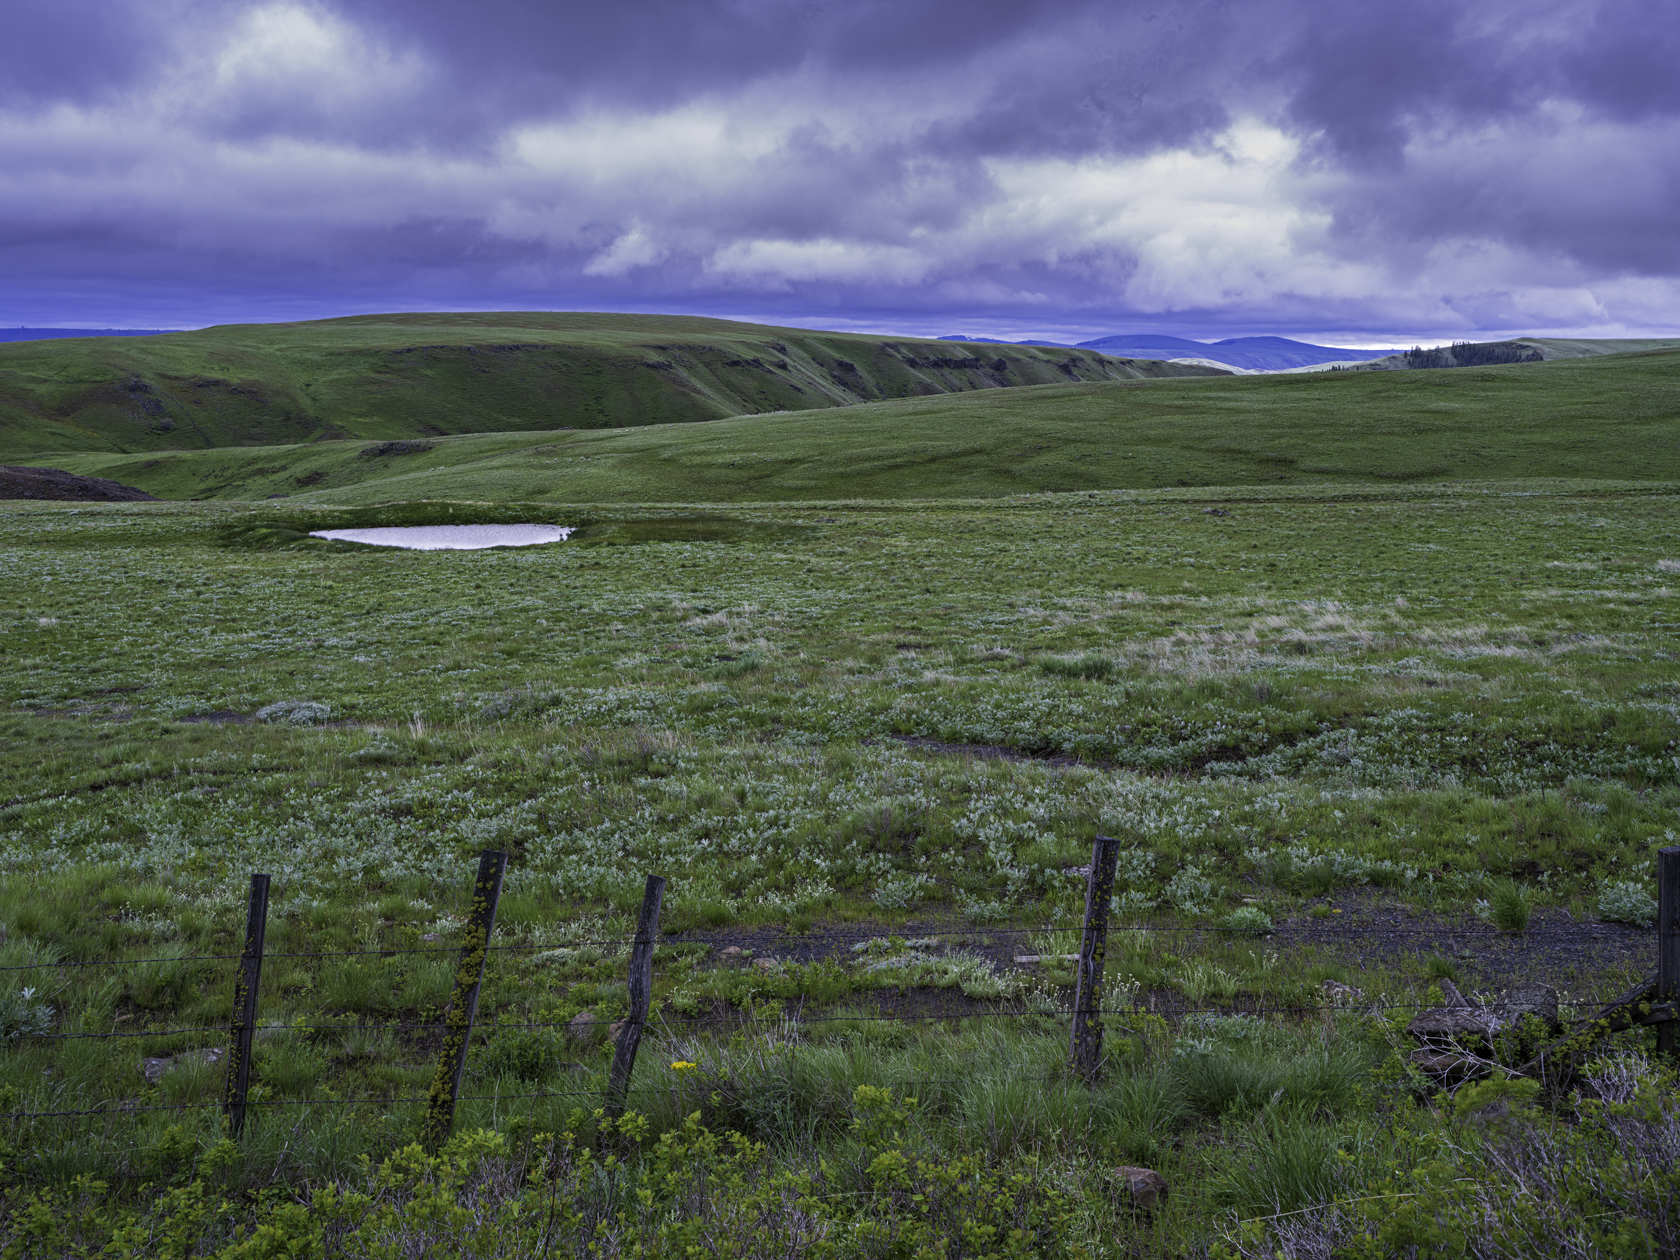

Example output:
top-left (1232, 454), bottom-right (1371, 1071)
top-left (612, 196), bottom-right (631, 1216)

top-left (1222, 906), bottom-right (1274, 937)
top-left (0, 986), bottom-right (53, 1039)
top-left (1165, 863), bottom-right (1219, 915)
top-left (1598, 878), bottom-right (1658, 927)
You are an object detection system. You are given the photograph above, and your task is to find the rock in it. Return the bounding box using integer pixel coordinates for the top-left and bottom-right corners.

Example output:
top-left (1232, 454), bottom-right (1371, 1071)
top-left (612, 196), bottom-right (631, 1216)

top-left (1407, 979), bottom-right (1490, 1047)
top-left (1408, 1048), bottom-right (1483, 1085)
top-left (1490, 983), bottom-right (1559, 1033)
top-left (721, 946), bottom-right (743, 958)
top-left (1112, 1165), bottom-right (1169, 1211)
top-left (566, 1011), bottom-right (603, 1044)
top-left (753, 957), bottom-right (780, 972)
top-left (140, 1047), bottom-right (223, 1085)
top-left (1322, 980), bottom-right (1364, 1004)
top-left (608, 1019), bottom-right (627, 1043)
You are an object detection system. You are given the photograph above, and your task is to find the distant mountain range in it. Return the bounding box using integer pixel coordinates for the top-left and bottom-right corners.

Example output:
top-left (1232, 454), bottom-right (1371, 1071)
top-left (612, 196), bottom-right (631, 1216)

top-left (939, 333), bottom-right (1404, 372)
top-left (0, 327), bottom-right (180, 342)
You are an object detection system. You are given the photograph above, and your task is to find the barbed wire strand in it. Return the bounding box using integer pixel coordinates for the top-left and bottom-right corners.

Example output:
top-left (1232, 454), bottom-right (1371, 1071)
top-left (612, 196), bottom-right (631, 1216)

top-left (17, 984), bottom-right (1642, 1046)
top-left (0, 918), bottom-right (1621, 972)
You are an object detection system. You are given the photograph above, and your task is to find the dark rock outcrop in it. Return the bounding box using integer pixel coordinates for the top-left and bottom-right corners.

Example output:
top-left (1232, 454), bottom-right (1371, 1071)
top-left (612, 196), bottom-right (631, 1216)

top-left (0, 465), bottom-right (157, 501)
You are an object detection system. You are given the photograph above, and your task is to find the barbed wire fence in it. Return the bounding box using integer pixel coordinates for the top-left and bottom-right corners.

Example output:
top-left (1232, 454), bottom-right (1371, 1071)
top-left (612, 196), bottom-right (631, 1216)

top-left (1, 841), bottom-right (1673, 1141)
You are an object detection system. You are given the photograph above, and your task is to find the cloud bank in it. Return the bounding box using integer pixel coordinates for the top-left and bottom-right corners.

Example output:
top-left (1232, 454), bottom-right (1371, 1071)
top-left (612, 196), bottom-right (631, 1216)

top-left (3, 0), bottom-right (1677, 339)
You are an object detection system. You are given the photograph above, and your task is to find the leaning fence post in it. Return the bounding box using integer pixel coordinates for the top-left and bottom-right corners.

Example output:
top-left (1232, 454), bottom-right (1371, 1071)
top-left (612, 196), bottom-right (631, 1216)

top-left (1070, 836), bottom-right (1122, 1082)
top-left (604, 875), bottom-right (666, 1120)
top-left (1661, 847), bottom-right (1680, 1061)
top-left (422, 849), bottom-right (508, 1151)
top-left (223, 873), bottom-right (270, 1137)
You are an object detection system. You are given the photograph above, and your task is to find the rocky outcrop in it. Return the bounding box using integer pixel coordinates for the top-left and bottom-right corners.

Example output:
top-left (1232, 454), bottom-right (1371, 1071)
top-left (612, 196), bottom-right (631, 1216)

top-left (0, 465), bottom-right (156, 501)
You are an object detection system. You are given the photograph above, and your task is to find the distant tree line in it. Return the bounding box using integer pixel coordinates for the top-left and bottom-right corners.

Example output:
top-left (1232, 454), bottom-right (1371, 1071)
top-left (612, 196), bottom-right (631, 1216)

top-left (1402, 341), bottom-right (1544, 369)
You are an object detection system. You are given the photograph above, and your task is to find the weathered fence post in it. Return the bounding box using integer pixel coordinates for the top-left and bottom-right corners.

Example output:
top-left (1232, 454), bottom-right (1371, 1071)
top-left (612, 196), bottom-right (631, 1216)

top-left (1070, 836), bottom-right (1123, 1082)
top-left (604, 875), bottom-right (666, 1119)
top-left (422, 849), bottom-right (508, 1151)
top-left (1660, 847), bottom-right (1680, 1061)
top-left (223, 873), bottom-right (270, 1137)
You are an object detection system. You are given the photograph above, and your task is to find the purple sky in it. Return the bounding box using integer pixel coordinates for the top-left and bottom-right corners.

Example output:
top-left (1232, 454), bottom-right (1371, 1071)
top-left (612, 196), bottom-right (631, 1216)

top-left (4, 0), bottom-right (1678, 343)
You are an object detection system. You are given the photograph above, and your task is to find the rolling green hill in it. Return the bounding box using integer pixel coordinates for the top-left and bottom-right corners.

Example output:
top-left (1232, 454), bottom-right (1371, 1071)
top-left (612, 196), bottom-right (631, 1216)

top-left (0, 311), bottom-right (1216, 458)
top-left (41, 343), bottom-right (1680, 503)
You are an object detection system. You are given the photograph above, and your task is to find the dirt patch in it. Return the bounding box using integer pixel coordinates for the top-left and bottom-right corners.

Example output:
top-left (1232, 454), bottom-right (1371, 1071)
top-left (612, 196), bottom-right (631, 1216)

top-left (661, 898), bottom-right (1652, 1022)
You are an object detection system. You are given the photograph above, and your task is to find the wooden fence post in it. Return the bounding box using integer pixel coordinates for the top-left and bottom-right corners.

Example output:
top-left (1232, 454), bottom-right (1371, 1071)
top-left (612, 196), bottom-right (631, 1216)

top-left (1070, 836), bottom-right (1123, 1082)
top-left (422, 849), bottom-right (508, 1151)
top-left (223, 873), bottom-right (270, 1137)
top-left (1660, 847), bottom-right (1680, 1061)
top-left (605, 875), bottom-right (666, 1120)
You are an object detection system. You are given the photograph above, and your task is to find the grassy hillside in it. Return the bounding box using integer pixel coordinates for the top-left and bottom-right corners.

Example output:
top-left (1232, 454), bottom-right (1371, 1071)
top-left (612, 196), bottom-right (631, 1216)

top-left (1522, 336), bottom-right (1680, 359)
top-left (0, 311), bottom-right (1214, 458)
top-left (44, 343), bottom-right (1680, 502)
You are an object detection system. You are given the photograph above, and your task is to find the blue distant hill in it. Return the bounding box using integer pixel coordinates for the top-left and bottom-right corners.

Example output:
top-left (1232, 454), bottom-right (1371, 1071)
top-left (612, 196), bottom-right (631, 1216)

top-left (0, 327), bottom-right (180, 343)
top-left (939, 332), bottom-right (1404, 371)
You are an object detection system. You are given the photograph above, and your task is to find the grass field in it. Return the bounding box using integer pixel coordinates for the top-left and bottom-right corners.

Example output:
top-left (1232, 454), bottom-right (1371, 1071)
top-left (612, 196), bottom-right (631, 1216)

top-left (5, 330), bottom-right (1680, 1254)
top-left (4, 465), bottom-right (1680, 1253)
top-left (28, 343), bottom-right (1680, 504)
top-left (0, 311), bottom-right (1212, 459)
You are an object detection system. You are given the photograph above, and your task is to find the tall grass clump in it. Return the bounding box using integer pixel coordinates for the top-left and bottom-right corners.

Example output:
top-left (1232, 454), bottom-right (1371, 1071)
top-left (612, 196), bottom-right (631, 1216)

top-left (1484, 878), bottom-right (1531, 933)
top-left (1036, 652), bottom-right (1116, 680)
top-left (1207, 1112), bottom-right (1357, 1218)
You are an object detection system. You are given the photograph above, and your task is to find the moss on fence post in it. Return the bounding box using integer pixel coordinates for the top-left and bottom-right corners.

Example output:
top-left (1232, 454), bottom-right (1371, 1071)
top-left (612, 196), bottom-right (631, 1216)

top-left (421, 850), bottom-right (507, 1153)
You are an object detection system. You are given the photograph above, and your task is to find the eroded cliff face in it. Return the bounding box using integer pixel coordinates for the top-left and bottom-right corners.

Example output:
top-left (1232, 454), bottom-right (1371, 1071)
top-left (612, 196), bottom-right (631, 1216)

top-left (0, 315), bottom-right (1224, 457)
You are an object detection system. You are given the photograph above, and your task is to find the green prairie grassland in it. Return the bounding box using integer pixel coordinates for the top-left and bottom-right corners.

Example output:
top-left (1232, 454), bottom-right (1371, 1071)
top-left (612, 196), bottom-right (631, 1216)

top-left (36, 344), bottom-right (1680, 505)
top-left (5, 467), bottom-right (1680, 1254)
top-left (0, 310), bottom-right (1210, 459)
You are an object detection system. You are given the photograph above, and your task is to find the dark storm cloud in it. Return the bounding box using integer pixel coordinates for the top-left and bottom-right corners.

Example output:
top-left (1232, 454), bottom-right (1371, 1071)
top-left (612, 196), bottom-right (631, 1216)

top-left (0, 0), bottom-right (1676, 337)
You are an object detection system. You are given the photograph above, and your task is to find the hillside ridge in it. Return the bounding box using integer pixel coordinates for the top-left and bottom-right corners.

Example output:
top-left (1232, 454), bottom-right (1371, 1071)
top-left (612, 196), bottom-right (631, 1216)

top-left (0, 312), bottom-right (1220, 458)
top-left (37, 344), bottom-right (1680, 504)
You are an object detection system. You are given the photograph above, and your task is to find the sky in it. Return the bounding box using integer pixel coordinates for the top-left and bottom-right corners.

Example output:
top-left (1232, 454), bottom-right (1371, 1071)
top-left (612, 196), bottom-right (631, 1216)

top-left (3, 0), bottom-right (1678, 344)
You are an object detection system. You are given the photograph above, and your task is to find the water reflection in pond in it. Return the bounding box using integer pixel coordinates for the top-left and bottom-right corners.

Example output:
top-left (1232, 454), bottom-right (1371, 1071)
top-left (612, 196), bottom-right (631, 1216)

top-left (308, 524), bottom-right (573, 550)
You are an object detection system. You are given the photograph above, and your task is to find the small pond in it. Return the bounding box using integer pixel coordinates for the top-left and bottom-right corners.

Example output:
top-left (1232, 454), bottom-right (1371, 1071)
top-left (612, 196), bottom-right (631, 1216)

top-left (308, 524), bottom-right (573, 550)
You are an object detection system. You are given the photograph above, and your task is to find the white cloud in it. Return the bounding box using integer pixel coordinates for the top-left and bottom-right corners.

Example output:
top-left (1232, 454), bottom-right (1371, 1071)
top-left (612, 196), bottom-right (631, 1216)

top-left (582, 226), bottom-right (666, 276)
